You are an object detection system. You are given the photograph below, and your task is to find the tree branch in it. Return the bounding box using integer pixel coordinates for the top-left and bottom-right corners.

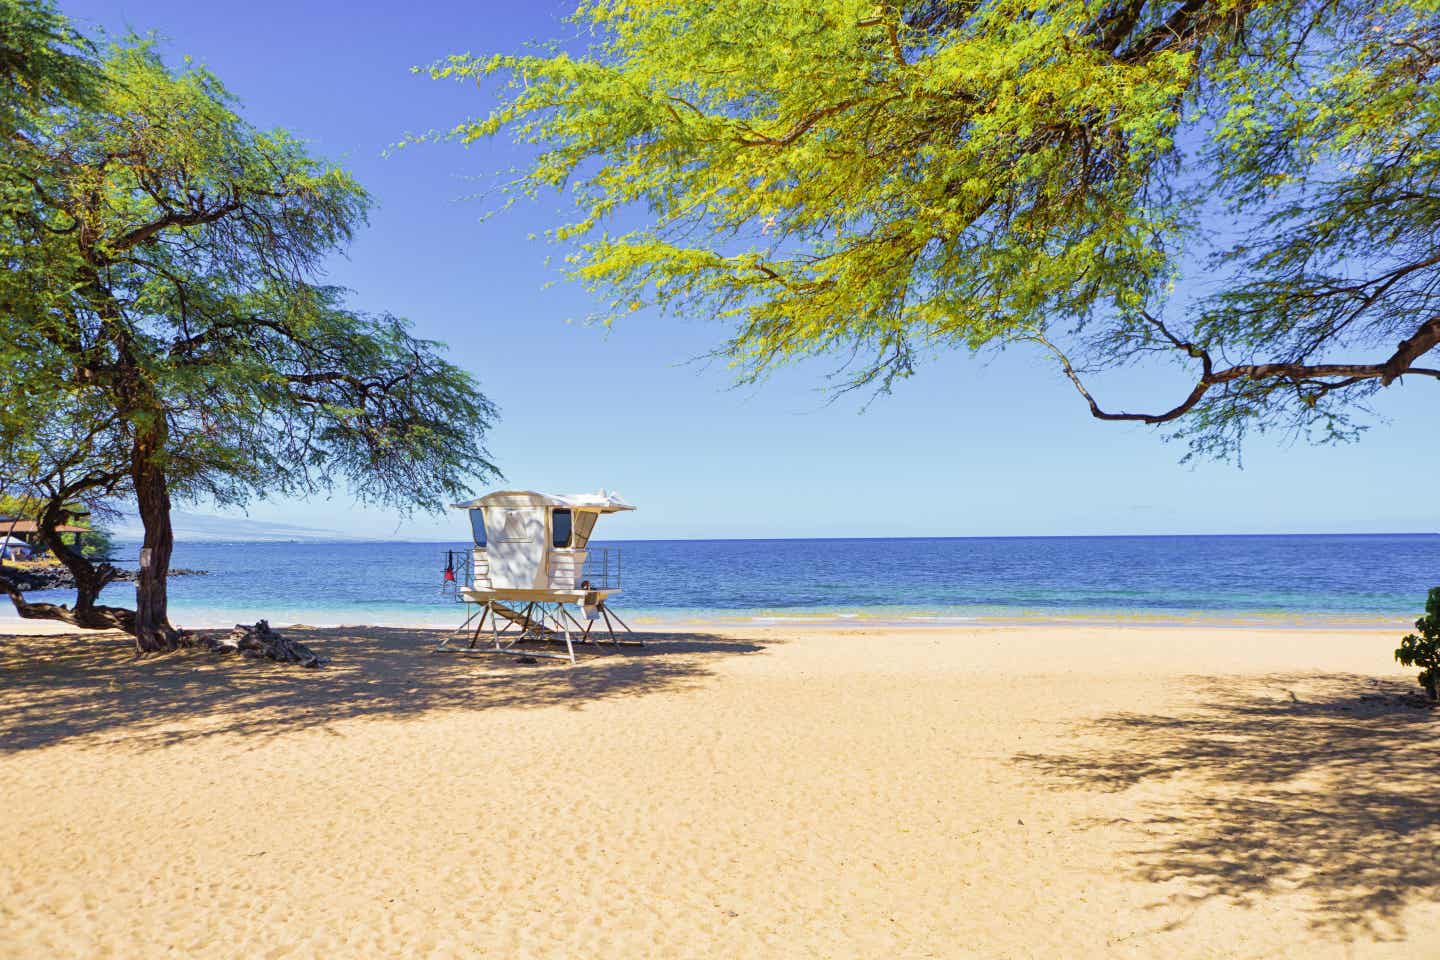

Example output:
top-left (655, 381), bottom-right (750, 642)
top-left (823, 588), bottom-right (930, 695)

top-left (736, 99), bottom-right (859, 147)
top-left (109, 200), bottom-right (244, 254)
top-left (1034, 315), bottom-right (1440, 424)
top-left (0, 570), bottom-right (135, 632)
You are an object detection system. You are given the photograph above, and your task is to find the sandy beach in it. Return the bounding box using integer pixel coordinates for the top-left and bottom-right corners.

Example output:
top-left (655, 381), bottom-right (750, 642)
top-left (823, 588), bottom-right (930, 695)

top-left (2, 621), bottom-right (1436, 958)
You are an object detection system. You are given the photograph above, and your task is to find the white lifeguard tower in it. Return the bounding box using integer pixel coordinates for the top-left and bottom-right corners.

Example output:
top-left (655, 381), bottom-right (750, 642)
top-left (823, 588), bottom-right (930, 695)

top-left (439, 489), bottom-right (636, 663)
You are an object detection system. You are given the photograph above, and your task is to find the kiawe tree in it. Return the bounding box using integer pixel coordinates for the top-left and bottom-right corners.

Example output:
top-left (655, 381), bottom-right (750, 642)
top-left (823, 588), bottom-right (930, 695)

top-left (0, 381), bottom-right (135, 632)
top-left (429, 0), bottom-right (1439, 458)
top-left (0, 0), bottom-right (96, 128)
top-left (2, 4), bottom-right (499, 650)
top-left (0, 0), bottom-right (125, 628)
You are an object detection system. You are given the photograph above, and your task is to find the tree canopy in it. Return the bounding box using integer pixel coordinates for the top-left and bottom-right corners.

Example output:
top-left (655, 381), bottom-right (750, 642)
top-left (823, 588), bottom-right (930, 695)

top-left (2, 5), bottom-right (500, 647)
top-left (0, 0), bottom-right (97, 131)
top-left (429, 0), bottom-right (1439, 458)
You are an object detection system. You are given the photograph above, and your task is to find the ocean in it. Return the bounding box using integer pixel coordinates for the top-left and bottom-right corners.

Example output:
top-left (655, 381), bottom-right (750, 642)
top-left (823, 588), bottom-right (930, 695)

top-left (3, 533), bottom-right (1438, 631)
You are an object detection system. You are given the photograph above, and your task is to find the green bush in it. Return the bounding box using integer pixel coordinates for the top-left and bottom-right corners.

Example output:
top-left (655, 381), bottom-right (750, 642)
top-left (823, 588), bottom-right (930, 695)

top-left (1395, 587), bottom-right (1440, 701)
top-left (77, 525), bottom-right (114, 560)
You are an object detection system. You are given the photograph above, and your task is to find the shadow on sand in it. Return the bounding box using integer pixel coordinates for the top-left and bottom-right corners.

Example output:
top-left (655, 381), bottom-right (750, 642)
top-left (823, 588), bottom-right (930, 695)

top-left (1015, 673), bottom-right (1440, 941)
top-left (0, 627), bottom-right (767, 754)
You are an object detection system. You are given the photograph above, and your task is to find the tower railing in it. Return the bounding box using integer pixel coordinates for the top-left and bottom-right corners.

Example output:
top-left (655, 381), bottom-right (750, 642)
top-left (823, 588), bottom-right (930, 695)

top-left (580, 547), bottom-right (621, 590)
top-left (440, 547), bottom-right (472, 602)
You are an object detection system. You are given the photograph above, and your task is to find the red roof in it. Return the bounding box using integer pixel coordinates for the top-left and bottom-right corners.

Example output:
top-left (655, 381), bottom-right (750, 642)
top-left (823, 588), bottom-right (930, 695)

top-left (0, 519), bottom-right (89, 535)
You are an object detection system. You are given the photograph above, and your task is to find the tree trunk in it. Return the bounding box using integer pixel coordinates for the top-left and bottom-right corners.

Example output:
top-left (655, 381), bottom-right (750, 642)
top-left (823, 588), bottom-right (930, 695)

top-left (0, 572), bottom-right (136, 632)
top-left (132, 428), bottom-right (181, 652)
top-left (83, 268), bottom-right (182, 651)
top-left (37, 498), bottom-right (120, 619)
top-left (0, 489), bottom-right (136, 634)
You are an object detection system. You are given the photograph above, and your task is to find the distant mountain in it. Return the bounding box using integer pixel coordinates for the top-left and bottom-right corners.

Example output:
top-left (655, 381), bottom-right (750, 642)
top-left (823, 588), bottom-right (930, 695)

top-left (110, 509), bottom-right (350, 542)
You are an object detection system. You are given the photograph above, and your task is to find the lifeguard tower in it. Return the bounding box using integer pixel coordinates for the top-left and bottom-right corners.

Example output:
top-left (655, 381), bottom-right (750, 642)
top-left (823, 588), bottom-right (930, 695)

top-left (439, 490), bottom-right (635, 663)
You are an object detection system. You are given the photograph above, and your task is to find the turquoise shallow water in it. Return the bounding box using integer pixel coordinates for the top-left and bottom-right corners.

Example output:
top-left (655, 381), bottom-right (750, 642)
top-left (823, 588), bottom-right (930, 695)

top-left (3, 534), bottom-right (1437, 630)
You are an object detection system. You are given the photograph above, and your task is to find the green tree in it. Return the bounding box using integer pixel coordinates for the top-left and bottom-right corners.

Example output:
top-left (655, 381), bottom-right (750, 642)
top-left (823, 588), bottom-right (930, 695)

top-left (1395, 587), bottom-right (1440, 700)
top-left (0, 490), bottom-right (120, 565)
top-left (2, 19), bottom-right (499, 649)
top-left (1, 0), bottom-right (128, 630)
top-left (0, 373), bottom-right (131, 616)
top-left (0, 0), bottom-right (97, 131)
top-left (428, 0), bottom-right (1439, 457)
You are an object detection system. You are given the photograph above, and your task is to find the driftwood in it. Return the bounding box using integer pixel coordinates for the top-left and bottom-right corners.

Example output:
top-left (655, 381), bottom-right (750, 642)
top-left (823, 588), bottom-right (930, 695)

top-left (199, 620), bottom-right (327, 668)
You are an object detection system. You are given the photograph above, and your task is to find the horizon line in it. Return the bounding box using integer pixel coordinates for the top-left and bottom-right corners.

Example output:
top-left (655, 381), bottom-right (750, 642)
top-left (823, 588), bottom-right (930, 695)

top-left (108, 530), bottom-right (1440, 545)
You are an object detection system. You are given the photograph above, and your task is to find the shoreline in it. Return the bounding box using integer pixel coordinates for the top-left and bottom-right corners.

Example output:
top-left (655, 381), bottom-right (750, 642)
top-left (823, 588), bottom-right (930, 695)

top-left (0, 607), bottom-right (1414, 636)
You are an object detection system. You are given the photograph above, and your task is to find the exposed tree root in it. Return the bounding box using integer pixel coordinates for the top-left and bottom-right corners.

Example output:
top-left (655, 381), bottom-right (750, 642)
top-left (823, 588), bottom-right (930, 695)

top-left (0, 572), bottom-right (136, 633)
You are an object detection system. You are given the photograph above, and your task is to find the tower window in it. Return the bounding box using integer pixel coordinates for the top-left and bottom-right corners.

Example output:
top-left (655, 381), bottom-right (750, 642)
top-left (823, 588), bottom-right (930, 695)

top-left (552, 508), bottom-right (573, 548)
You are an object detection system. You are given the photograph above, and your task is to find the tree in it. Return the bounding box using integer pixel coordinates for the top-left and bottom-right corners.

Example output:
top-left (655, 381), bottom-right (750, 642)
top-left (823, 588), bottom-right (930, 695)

top-left (0, 0), bottom-right (125, 630)
top-left (428, 0), bottom-right (1439, 458)
top-left (0, 0), bottom-right (97, 131)
top-left (1395, 587), bottom-right (1440, 700)
top-left (2, 20), bottom-right (500, 650)
top-left (0, 407), bottom-right (134, 633)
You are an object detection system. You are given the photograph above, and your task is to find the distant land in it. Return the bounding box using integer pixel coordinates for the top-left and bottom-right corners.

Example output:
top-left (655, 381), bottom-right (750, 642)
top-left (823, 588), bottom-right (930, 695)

top-left (110, 509), bottom-right (350, 543)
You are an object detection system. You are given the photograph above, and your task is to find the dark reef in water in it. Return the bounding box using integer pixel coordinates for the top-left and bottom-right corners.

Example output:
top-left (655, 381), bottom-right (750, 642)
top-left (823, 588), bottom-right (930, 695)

top-left (1, 565), bottom-right (208, 591)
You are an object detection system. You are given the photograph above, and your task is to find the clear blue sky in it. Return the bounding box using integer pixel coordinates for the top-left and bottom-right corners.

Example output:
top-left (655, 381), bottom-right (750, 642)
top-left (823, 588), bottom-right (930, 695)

top-left (63, 0), bottom-right (1440, 540)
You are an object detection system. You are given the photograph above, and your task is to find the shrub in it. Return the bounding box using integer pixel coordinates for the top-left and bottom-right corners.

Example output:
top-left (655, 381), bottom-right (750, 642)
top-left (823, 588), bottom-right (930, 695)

top-left (1395, 587), bottom-right (1440, 701)
top-left (77, 525), bottom-right (114, 560)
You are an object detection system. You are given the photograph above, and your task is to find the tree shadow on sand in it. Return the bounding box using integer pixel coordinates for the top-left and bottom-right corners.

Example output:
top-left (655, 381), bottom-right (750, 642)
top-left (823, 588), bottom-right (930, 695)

top-left (1015, 673), bottom-right (1440, 942)
top-left (0, 628), bottom-right (768, 754)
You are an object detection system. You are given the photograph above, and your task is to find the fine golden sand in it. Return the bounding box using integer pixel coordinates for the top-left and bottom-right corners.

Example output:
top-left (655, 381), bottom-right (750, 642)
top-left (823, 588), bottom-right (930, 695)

top-left (2, 622), bottom-right (1437, 958)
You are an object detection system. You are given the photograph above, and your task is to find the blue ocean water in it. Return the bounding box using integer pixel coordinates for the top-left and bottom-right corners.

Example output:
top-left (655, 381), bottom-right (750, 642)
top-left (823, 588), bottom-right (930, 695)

top-left (4, 534), bottom-right (1438, 630)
